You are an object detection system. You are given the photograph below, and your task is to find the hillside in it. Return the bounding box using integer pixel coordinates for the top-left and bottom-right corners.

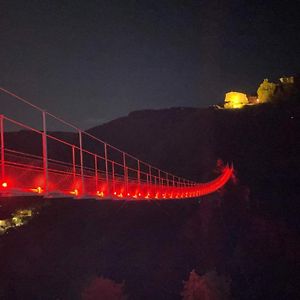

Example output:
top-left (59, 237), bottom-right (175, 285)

top-left (5, 99), bottom-right (299, 222)
top-left (1, 98), bottom-right (299, 299)
top-left (87, 100), bottom-right (299, 224)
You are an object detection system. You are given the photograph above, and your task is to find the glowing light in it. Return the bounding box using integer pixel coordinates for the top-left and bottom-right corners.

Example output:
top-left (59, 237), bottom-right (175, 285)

top-left (224, 91), bottom-right (248, 109)
top-left (1, 209), bottom-right (34, 235)
top-left (114, 192), bottom-right (117, 195)
top-left (30, 186), bottom-right (43, 194)
top-left (138, 193), bottom-right (141, 196)
top-left (1, 182), bottom-right (8, 188)
top-left (97, 191), bottom-right (104, 197)
top-left (70, 189), bottom-right (79, 196)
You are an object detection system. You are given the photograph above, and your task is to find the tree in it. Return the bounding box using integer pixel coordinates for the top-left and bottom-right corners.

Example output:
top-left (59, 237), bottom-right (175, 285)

top-left (257, 79), bottom-right (276, 103)
top-left (181, 270), bottom-right (231, 300)
top-left (82, 276), bottom-right (127, 300)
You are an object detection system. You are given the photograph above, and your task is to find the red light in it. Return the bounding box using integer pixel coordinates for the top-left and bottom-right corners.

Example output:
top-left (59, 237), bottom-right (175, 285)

top-left (70, 189), bottom-right (78, 196)
top-left (2, 182), bottom-right (8, 188)
top-left (30, 186), bottom-right (43, 194)
top-left (97, 191), bottom-right (104, 197)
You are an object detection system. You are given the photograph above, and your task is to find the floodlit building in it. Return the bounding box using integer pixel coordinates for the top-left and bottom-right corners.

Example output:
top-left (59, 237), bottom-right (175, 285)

top-left (224, 91), bottom-right (249, 109)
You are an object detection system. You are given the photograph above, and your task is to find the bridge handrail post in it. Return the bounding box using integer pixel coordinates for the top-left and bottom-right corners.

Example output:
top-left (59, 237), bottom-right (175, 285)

top-left (137, 159), bottom-right (141, 187)
top-left (104, 143), bottom-right (109, 195)
top-left (78, 130), bottom-right (85, 195)
top-left (149, 165), bottom-right (152, 195)
top-left (0, 115), bottom-right (5, 182)
top-left (94, 154), bottom-right (98, 193)
top-left (42, 111), bottom-right (49, 195)
top-left (72, 145), bottom-right (76, 186)
top-left (158, 169), bottom-right (161, 190)
top-left (112, 161), bottom-right (115, 195)
top-left (146, 173), bottom-right (149, 193)
top-left (123, 153), bottom-right (127, 195)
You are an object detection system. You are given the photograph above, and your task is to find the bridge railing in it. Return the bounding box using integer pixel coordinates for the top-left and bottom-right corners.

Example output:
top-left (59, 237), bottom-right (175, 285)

top-left (1, 87), bottom-right (203, 199)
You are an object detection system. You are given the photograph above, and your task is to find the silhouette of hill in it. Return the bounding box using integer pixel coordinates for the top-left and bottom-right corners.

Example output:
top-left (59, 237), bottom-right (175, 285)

top-left (2, 97), bottom-right (299, 299)
top-left (87, 99), bottom-right (299, 223)
top-left (5, 98), bottom-right (299, 221)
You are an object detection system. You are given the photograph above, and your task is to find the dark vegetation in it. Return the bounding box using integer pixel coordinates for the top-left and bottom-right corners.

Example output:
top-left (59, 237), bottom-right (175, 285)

top-left (1, 96), bottom-right (299, 299)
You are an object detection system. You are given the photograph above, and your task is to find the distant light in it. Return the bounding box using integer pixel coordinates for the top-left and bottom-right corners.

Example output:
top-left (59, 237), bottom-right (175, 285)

top-left (97, 191), bottom-right (104, 197)
top-left (2, 182), bottom-right (8, 188)
top-left (114, 192), bottom-right (117, 195)
top-left (70, 189), bottom-right (78, 196)
top-left (224, 91), bottom-right (248, 109)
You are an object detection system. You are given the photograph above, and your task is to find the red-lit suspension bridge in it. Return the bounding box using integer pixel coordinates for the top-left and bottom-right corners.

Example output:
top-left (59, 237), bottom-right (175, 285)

top-left (0, 87), bottom-right (233, 200)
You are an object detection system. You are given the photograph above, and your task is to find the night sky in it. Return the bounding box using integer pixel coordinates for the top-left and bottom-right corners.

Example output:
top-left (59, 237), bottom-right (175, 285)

top-left (1, 0), bottom-right (300, 129)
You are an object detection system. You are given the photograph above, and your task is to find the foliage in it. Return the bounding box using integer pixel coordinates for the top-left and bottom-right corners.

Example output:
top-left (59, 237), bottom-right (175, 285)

top-left (82, 276), bottom-right (127, 300)
top-left (257, 79), bottom-right (276, 103)
top-left (181, 270), bottom-right (231, 300)
top-left (0, 209), bottom-right (33, 234)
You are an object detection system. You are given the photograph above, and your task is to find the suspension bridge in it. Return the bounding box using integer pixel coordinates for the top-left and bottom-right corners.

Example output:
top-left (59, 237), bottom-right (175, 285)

top-left (0, 87), bottom-right (233, 200)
